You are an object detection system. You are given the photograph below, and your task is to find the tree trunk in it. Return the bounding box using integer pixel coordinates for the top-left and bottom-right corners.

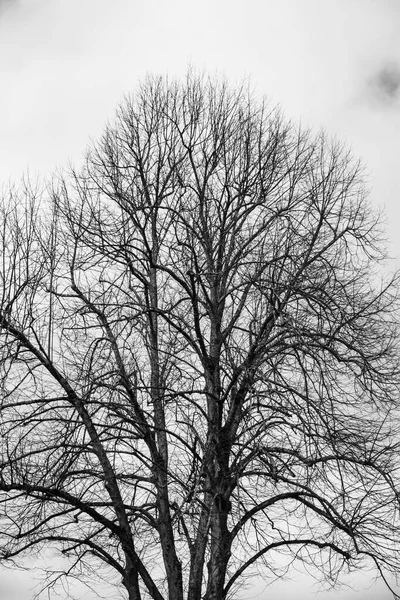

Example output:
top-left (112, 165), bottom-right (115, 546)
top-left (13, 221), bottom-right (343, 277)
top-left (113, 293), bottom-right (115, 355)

top-left (204, 505), bottom-right (231, 600)
top-left (123, 559), bottom-right (141, 600)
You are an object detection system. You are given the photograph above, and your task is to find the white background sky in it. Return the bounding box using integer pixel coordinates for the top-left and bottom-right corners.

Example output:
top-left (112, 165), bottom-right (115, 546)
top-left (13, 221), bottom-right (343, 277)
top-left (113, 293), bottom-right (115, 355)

top-left (0, 0), bottom-right (399, 599)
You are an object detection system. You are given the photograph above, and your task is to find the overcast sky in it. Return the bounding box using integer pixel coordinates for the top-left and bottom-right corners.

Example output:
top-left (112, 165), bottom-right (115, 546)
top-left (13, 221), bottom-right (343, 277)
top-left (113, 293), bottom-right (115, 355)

top-left (0, 1), bottom-right (399, 599)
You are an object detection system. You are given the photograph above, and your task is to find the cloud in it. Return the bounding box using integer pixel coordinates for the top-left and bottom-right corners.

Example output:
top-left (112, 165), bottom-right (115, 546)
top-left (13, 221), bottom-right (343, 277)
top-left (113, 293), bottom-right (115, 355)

top-left (0, 0), bottom-right (45, 21)
top-left (0, 0), bottom-right (16, 13)
top-left (368, 61), bottom-right (400, 106)
top-left (374, 63), bottom-right (400, 98)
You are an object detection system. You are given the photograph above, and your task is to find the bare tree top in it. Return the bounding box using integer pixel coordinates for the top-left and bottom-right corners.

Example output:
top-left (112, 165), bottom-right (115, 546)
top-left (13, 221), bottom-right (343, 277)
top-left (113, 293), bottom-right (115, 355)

top-left (0, 73), bottom-right (400, 600)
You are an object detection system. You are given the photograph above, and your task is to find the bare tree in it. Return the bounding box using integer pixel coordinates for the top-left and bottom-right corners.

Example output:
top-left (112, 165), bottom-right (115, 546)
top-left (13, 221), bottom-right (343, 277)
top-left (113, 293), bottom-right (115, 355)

top-left (1, 74), bottom-right (400, 600)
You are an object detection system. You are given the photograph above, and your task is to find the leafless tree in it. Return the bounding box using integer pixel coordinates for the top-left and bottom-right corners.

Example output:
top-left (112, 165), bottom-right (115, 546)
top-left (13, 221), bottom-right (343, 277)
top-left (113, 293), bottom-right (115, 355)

top-left (1, 74), bottom-right (400, 600)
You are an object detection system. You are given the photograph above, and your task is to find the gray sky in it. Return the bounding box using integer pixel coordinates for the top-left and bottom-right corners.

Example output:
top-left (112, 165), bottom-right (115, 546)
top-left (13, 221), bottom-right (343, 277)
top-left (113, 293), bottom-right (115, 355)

top-left (0, 0), bottom-right (399, 598)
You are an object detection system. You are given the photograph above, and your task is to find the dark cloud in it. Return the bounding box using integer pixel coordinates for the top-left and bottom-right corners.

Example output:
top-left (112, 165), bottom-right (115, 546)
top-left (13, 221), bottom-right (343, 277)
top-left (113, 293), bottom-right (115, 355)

top-left (0, 0), bottom-right (18, 9)
top-left (0, 0), bottom-right (20, 17)
top-left (375, 63), bottom-right (400, 97)
top-left (368, 61), bottom-right (400, 105)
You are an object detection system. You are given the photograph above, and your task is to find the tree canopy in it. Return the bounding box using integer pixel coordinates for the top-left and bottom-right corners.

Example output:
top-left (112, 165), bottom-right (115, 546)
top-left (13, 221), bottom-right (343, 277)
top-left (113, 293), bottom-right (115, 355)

top-left (0, 74), bottom-right (400, 600)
